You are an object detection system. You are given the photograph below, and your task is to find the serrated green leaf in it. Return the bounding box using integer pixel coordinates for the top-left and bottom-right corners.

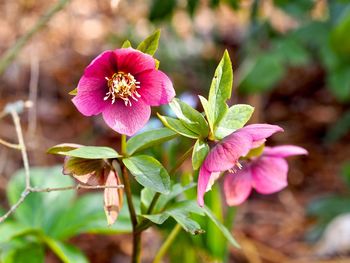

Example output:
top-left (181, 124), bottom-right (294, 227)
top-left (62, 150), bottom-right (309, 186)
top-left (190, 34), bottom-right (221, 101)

top-left (44, 238), bottom-right (88, 263)
top-left (207, 50), bottom-right (233, 133)
top-left (204, 206), bottom-right (240, 248)
top-left (157, 114), bottom-right (199, 139)
top-left (215, 104), bottom-right (254, 139)
top-left (65, 146), bottom-right (121, 159)
top-left (192, 140), bottom-right (209, 170)
top-left (69, 88), bottom-right (77, 95)
top-left (169, 98), bottom-right (209, 137)
top-left (126, 128), bottom-right (177, 155)
top-left (121, 40), bottom-right (132, 48)
top-left (137, 30), bottom-right (160, 56)
top-left (123, 155), bottom-right (170, 194)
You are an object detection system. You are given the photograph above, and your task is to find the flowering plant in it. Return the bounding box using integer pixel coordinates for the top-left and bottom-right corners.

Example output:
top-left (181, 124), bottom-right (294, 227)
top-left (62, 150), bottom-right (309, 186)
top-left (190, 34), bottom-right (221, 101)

top-left (49, 30), bottom-right (307, 263)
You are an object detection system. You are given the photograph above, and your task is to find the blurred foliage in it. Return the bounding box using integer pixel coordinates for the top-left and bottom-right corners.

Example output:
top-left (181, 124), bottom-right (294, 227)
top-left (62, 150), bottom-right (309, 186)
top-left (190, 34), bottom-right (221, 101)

top-left (147, 0), bottom-right (350, 102)
top-left (0, 166), bottom-right (131, 263)
top-left (307, 161), bottom-right (350, 241)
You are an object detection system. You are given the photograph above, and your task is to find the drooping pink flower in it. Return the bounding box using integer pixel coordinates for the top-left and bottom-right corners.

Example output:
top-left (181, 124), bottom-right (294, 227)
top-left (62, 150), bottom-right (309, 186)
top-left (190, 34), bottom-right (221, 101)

top-left (72, 48), bottom-right (175, 136)
top-left (224, 145), bottom-right (307, 206)
top-left (197, 124), bottom-right (284, 206)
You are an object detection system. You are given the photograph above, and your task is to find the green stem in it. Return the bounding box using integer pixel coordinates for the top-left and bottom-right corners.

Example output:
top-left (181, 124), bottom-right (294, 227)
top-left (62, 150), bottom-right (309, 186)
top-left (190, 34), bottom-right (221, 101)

top-left (0, 0), bottom-right (70, 75)
top-left (152, 224), bottom-right (182, 263)
top-left (120, 134), bottom-right (141, 263)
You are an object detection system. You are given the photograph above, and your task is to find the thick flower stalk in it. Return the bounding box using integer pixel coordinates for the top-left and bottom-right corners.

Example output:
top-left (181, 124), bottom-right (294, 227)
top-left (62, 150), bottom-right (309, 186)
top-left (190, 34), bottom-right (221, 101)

top-left (224, 145), bottom-right (308, 206)
top-left (197, 124), bottom-right (284, 206)
top-left (72, 47), bottom-right (175, 136)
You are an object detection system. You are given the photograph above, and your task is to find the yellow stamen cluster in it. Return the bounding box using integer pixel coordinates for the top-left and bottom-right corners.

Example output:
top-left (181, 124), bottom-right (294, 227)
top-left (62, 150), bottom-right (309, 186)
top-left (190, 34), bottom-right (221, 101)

top-left (104, 72), bottom-right (141, 106)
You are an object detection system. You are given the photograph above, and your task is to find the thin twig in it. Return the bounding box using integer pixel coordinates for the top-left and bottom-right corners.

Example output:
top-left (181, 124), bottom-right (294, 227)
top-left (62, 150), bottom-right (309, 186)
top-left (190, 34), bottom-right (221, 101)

top-left (10, 110), bottom-right (30, 188)
top-left (0, 138), bottom-right (20, 149)
top-left (29, 184), bottom-right (124, 192)
top-left (0, 0), bottom-right (70, 75)
top-left (0, 190), bottom-right (30, 223)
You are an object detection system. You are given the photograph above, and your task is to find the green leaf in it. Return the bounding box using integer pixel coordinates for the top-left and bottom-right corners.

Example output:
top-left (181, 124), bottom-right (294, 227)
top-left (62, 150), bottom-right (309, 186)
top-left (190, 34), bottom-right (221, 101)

top-left (50, 193), bottom-right (132, 240)
top-left (158, 114), bottom-right (199, 139)
top-left (123, 155), bottom-right (170, 194)
top-left (1, 242), bottom-right (45, 263)
top-left (187, 0), bottom-right (199, 16)
top-left (69, 88), bottom-right (77, 95)
top-left (273, 38), bottom-right (311, 66)
top-left (149, 0), bottom-right (176, 21)
top-left (0, 222), bottom-right (36, 244)
top-left (137, 30), bottom-right (161, 56)
top-left (331, 9), bottom-right (350, 57)
top-left (65, 146), bottom-right (121, 159)
top-left (198, 95), bottom-right (210, 124)
top-left (169, 98), bottom-right (209, 137)
top-left (239, 53), bottom-right (285, 94)
top-left (204, 206), bottom-right (240, 248)
top-left (140, 183), bottom-right (196, 214)
top-left (192, 140), bottom-right (209, 170)
top-left (47, 143), bottom-right (80, 155)
top-left (7, 166), bottom-right (75, 234)
top-left (142, 201), bottom-right (205, 235)
top-left (121, 40), bottom-right (132, 48)
top-left (215, 104), bottom-right (254, 139)
top-left (63, 157), bottom-right (105, 176)
top-left (328, 65), bottom-right (350, 102)
top-left (207, 50), bottom-right (233, 130)
top-left (273, 0), bottom-right (314, 18)
top-left (44, 238), bottom-right (88, 263)
top-left (126, 128), bottom-right (177, 155)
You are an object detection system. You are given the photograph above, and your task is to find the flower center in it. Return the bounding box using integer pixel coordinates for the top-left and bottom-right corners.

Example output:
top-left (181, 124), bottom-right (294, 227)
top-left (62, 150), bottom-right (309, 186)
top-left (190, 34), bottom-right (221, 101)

top-left (104, 72), bottom-right (141, 106)
top-left (228, 161), bottom-right (243, 173)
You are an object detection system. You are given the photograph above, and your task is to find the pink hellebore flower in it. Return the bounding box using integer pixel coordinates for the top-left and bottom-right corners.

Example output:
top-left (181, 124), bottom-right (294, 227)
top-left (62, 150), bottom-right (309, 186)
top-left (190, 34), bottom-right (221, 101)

top-left (197, 124), bottom-right (284, 207)
top-left (72, 48), bottom-right (175, 136)
top-left (224, 145), bottom-right (307, 206)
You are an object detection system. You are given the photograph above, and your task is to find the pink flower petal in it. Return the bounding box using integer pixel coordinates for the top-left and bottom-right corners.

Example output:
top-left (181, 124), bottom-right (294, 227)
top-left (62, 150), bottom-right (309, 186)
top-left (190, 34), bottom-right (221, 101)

top-left (251, 156), bottom-right (288, 194)
top-left (264, 145), bottom-right (308, 158)
top-left (197, 166), bottom-right (212, 207)
top-left (224, 169), bottom-right (253, 206)
top-left (136, 69), bottom-right (175, 106)
top-left (205, 130), bottom-right (252, 172)
top-left (72, 76), bottom-right (109, 116)
top-left (114, 48), bottom-right (155, 75)
top-left (242, 124), bottom-right (284, 146)
top-left (104, 171), bottom-right (123, 225)
top-left (102, 100), bottom-right (151, 136)
top-left (84, 50), bottom-right (116, 79)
